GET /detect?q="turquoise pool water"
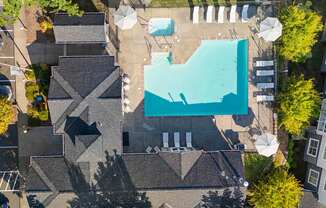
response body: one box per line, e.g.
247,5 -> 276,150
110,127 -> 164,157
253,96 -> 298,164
148,18 -> 174,36
144,39 -> 248,116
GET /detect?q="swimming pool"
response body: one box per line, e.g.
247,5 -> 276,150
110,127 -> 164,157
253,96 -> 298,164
148,18 -> 174,36
144,39 -> 248,116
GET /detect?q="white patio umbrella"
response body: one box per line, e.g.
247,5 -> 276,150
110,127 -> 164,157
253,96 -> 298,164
254,133 -> 279,157
114,5 -> 137,30
257,17 -> 282,42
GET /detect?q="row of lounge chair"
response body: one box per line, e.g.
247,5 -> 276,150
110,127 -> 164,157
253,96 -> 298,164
254,60 -> 275,103
162,132 -> 193,149
193,4 -> 250,24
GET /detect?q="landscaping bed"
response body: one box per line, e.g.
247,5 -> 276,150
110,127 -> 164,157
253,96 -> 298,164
24,64 -> 50,126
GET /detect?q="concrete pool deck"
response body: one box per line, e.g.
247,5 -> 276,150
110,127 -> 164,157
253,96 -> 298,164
114,7 -> 275,153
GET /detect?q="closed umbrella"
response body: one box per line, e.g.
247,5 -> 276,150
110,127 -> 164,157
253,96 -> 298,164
254,133 -> 279,157
257,17 -> 282,42
114,5 -> 137,30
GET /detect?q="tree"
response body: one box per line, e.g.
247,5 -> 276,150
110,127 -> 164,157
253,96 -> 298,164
0,97 -> 13,135
0,0 -> 23,26
279,4 -> 323,62
201,188 -> 245,208
34,0 -> 83,16
248,168 -> 303,208
277,75 -> 320,136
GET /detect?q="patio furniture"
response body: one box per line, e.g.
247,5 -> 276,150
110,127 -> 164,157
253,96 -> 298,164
154,146 -> 161,153
174,132 -> 180,148
218,6 -> 225,23
257,83 -> 274,90
114,5 -> 137,30
255,60 -> 274,67
256,70 -> 274,76
186,132 -> 193,148
241,4 -> 249,23
257,17 -> 283,42
123,98 -> 130,105
230,5 -> 237,23
256,95 -> 274,102
123,85 -> 130,91
206,5 -> 214,23
254,133 -> 279,157
146,146 -> 152,153
163,132 -> 169,148
193,6 -> 199,24
123,77 -> 131,84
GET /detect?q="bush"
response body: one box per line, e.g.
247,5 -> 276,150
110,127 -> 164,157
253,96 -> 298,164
25,70 -> 36,81
248,167 -> 303,208
25,82 -> 40,102
287,139 -> 296,169
0,97 -> 13,135
39,19 -> 53,33
277,75 -> 321,135
279,5 -> 323,62
244,153 -> 272,184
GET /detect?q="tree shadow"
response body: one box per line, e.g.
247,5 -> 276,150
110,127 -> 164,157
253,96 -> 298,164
232,108 -> 255,127
67,151 -> 152,207
27,195 -> 45,208
0,193 -> 9,207
201,187 -> 245,208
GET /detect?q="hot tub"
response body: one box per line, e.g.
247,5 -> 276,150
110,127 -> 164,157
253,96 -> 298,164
148,18 -> 174,36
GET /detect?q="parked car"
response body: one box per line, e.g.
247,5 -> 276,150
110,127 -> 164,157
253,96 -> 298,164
0,85 -> 12,101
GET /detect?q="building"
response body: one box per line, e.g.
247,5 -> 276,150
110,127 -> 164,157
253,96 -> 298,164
53,12 -> 109,44
303,99 -> 326,206
19,55 -> 122,207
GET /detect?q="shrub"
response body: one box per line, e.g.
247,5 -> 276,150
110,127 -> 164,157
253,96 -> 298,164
25,70 -> 36,81
248,167 -> 303,208
277,75 -> 321,135
39,19 -> 53,33
0,97 -> 13,135
279,5 -> 323,62
25,82 -> 40,102
244,153 -> 272,184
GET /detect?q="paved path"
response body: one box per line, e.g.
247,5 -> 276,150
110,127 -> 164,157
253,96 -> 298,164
13,7 -> 31,113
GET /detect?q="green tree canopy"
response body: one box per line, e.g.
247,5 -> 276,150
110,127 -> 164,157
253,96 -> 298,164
0,0 -> 83,26
0,97 -> 14,135
278,75 -> 320,135
0,0 -> 23,26
248,167 -> 303,208
279,4 -> 323,62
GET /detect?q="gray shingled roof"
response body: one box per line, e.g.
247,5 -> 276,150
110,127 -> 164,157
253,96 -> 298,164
19,126 -> 63,157
122,151 -> 244,190
53,13 -> 107,44
48,55 -> 122,162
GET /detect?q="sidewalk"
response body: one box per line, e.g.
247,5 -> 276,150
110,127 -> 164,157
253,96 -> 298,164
13,7 -> 31,113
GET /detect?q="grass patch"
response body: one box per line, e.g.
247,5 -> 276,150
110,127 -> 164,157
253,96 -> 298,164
245,153 -> 272,184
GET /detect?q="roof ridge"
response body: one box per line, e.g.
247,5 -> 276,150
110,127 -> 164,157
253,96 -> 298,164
31,158 -> 58,192
42,191 -> 60,207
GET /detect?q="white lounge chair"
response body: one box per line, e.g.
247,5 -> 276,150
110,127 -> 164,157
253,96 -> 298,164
257,83 -> 274,90
230,5 -> 237,23
255,60 -> 274,67
206,5 -> 214,23
163,132 -> 169,148
256,70 -> 274,76
193,6 -> 199,24
186,132 -> 192,148
174,132 -> 180,148
257,95 -> 274,102
218,6 -> 225,23
241,4 -> 249,23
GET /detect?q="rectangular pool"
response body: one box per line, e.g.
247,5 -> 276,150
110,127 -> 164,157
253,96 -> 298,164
148,18 -> 174,36
144,39 -> 248,116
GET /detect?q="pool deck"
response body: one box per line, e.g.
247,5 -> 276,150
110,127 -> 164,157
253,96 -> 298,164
114,7 -> 275,153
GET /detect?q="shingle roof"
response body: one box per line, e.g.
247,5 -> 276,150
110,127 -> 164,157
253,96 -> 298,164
48,55 -> 122,162
122,151 -> 244,190
53,13 -> 107,44
19,126 -> 63,157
